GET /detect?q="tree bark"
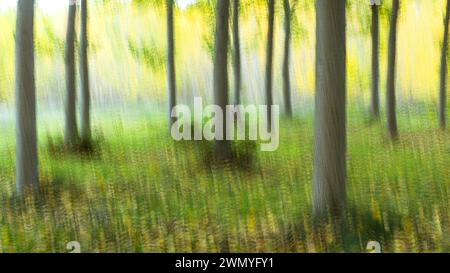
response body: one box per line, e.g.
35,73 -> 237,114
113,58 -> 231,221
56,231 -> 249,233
167,0 -> 177,130
386,0 -> 399,140
370,4 -> 380,118
214,0 -> 231,159
439,0 -> 450,129
232,0 -> 241,105
313,0 -> 347,217
80,0 -> 91,145
65,1 -> 78,147
265,0 -> 275,130
15,0 -> 39,194
283,0 -> 293,118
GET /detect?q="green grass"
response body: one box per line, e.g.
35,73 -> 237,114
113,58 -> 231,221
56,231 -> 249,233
0,108 -> 449,253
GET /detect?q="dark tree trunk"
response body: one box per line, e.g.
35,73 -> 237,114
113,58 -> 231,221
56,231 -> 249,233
313,0 -> 347,216
232,0 -> 241,105
438,0 -> 450,129
167,0 -> 177,129
283,0 -> 293,118
65,1 -> 78,147
214,0 -> 231,159
80,0 -> 91,145
386,0 -> 400,140
15,0 -> 39,194
265,0 -> 275,130
370,4 -> 380,119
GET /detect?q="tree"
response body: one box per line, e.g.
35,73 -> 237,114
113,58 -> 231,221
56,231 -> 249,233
313,0 -> 347,216
386,0 -> 399,140
265,0 -> 275,129
232,0 -> 241,105
167,0 -> 177,129
65,0 -> 78,147
370,0 -> 380,118
15,0 -> 39,194
283,0 -> 296,118
80,0 -> 92,146
438,0 -> 450,129
213,0 -> 231,159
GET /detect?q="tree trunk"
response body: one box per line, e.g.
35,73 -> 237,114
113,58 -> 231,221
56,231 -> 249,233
283,0 -> 293,118
80,0 -> 91,145
438,0 -> 450,129
65,1 -> 78,147
265,0 -> 275,130
313,0 -> 347,216
15,0 -> 39,194
167,0 -> 177,130
214,0 -> 231,159
232,0 -> 241,105
386,0 -> 399,140
370,3 -> 380,119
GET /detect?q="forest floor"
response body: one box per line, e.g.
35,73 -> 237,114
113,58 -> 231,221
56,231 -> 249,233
0,108 -> 449,253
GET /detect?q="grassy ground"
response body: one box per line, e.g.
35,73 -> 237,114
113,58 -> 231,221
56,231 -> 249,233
0,108 -> 449,253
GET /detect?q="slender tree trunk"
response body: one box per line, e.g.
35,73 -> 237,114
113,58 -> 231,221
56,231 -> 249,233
15,0 -> 39,194
232,0 -> 241,105
313,0 -> 347,216
214,0 -> 231,159
265,0 -> 275,130
438,0 -> 450,129
80,0 -> 91,145
65,1 -> 78,147
386,0 -> 399,140
370,3 -> 380,119
167,0 -> 177,130
283,0 -> 293,118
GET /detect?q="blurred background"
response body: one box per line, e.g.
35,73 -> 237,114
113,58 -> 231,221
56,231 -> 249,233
0,0 -> 447,116
0,0 -> 449,253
